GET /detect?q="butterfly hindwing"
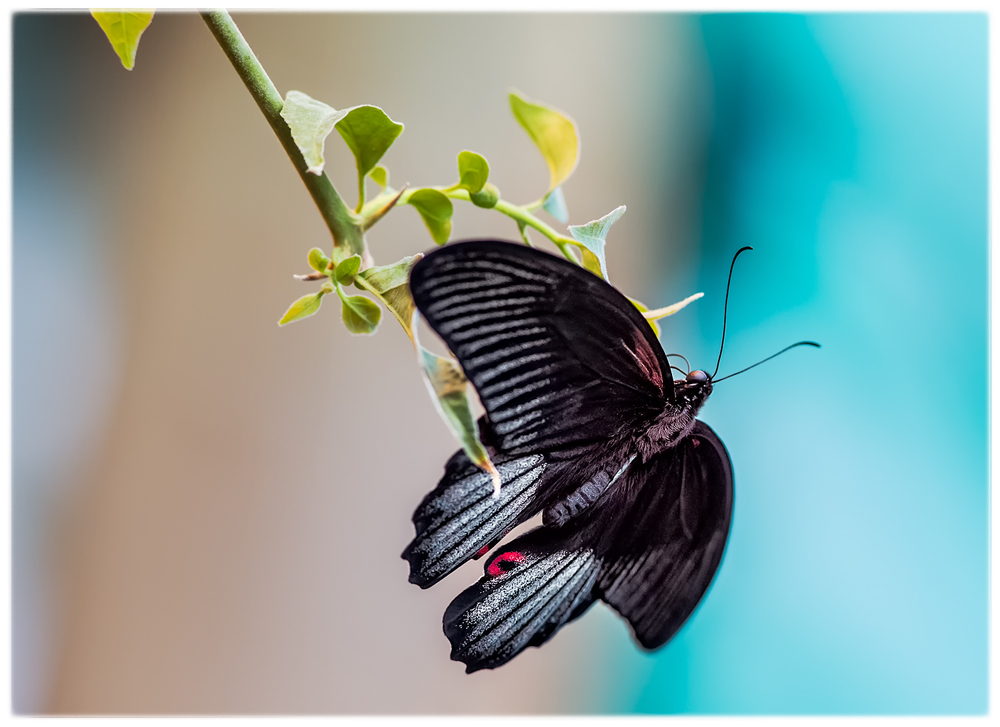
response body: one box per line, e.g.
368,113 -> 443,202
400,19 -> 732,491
442,522 -> 602,673
440,421 -> 732,671
598,420 -> 733,649
409,240 -> 672,455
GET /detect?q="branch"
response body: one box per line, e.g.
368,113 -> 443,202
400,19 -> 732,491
388,186 -> 580,264
200,10 -> 364,258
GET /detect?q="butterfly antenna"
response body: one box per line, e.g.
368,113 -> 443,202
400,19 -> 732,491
713,341 -> 821,383
667,353 -> 691,375
712,246 -> 754,379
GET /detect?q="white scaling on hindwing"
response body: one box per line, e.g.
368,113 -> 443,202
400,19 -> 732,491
456,549 -> 600,663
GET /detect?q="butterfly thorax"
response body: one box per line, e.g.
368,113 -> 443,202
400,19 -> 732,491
637,378 -> 713,461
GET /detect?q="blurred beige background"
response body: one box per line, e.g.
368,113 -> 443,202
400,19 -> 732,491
13,12 -> 709,713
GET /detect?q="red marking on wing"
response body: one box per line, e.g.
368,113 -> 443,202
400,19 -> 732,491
488,551 -> 525,577
473,545 -> 490,560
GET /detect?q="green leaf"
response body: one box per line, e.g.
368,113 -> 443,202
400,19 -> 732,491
567,205 -> 626,281
369,165 -> 389,190
278,289 -> 329,326
335,105 -> 404,179
308,247 -> 331,272
340,292 -> 382,335
408,188 -> 453,245
334,254 -> 361,286
642,292 -> 704,321
355,254 -> 422,341
91,10 -> 154,71
418,346 -> 501,496
628,296 -> 661,337
542,186 -> 569,223
630,293 -> 704,338
470,182 -> 500,209
456,151 -> 490,194
280,90 -> 349,175
509,89 -> 579,192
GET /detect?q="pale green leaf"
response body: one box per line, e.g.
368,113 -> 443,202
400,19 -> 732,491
369,165 -> 388,190
630,292 -> 704,338
355,254 -> 422,341
628,296 -> 662,337
567,205 -> 626,281
280,90 -> 349,175
335,105 -> 404,178
340,293 -> 382,335
469,182 -> 500,209
418,345 -> 501,495
408,188 -> 453,245
278,290 -> 328,326
542,186 -> 569,223
91,10 -> 154,70
308,247 -> 331,272
509,89 -> 579,192
334,254 -> 361,286
642,292 -> 704,320
456,151 -> 489,194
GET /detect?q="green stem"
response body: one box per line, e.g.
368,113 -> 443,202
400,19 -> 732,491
355,169 -> 366,214
469,194 -> 578,264
200,10 -> 364,258
334,280 -> 348,303
379,186 -> 579,264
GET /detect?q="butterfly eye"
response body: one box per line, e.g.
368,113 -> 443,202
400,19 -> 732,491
686,370 -> 709,384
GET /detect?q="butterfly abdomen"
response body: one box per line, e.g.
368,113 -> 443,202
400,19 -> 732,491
542,453 -> 638,527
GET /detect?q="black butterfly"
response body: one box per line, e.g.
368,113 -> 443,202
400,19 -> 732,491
402,239 -> 782,673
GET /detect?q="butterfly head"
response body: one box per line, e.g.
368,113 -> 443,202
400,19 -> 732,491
686,370 -> 710,386
675,369 -> 713,407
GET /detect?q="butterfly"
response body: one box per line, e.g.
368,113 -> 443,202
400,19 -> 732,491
401,239 -> 810,673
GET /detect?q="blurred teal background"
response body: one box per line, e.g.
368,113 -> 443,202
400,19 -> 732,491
583,13 -> 988,714
12,12 -> 987,714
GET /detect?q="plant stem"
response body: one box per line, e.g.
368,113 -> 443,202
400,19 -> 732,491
517,223 -> 534,247
371,186 -> 579,264
200,10 -> 364,258
355,170 -> 366,214
451,190 -> 579,263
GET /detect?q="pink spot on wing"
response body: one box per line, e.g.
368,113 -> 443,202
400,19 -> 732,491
473,545 -> 490,560
487,551 -> 525,577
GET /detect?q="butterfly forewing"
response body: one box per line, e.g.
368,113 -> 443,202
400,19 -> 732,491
402,445 -> 550,589
410,240 -> 672,455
